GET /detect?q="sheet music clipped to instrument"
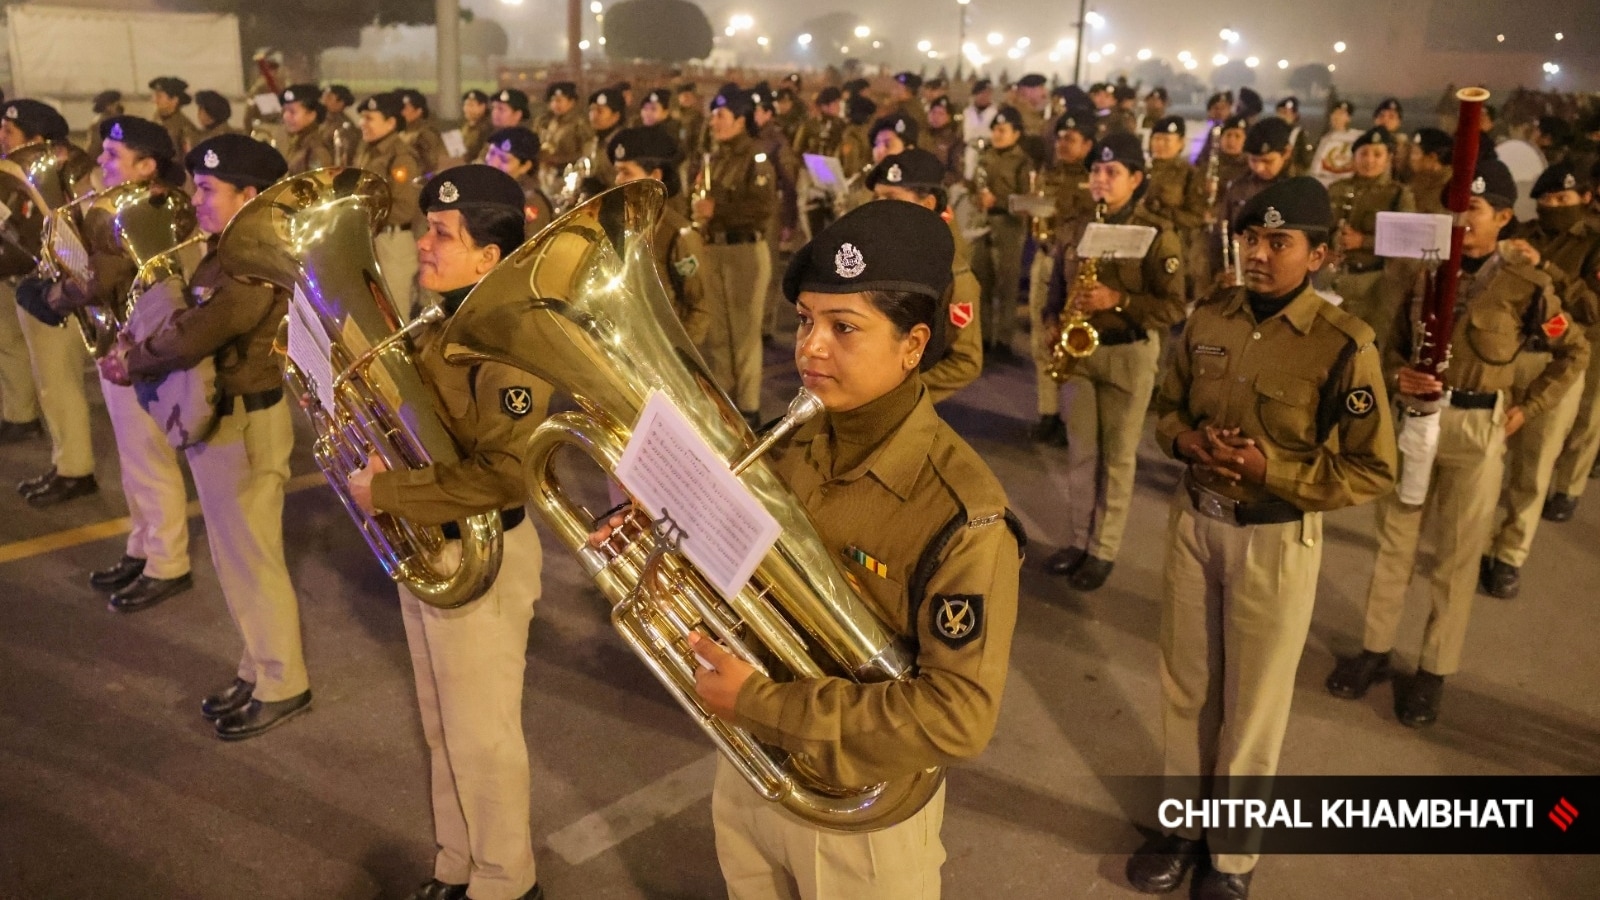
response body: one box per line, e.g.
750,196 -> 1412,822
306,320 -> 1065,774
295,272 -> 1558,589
285,284 -> 336,412
615,391 -> 781,600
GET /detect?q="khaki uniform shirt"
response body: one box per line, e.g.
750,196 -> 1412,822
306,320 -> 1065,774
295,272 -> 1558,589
195,122 -> 241,145
1213,153 -> 1249,202
356,131 -> 424,232
652,203 -> 712,345
1287,124 -> 1316,176
733,379 -> 1021,788
52,203 -> 135,315
677,107 -> 707,158
462,117 -> 494,164
924,217 -> 983,403
794,114 -> 846,159
370,305 -> 556,525
158,110 -> 202,163
1046,202 -> 1186,332
1155,283 -> 1398,511
706,132 -> 778,234
1385,252 -> 1590,420
1099,108 -> 1138,138
538,108 -> 591,172
514,173 -> 555,238
977,143 -> 1034,221
284,125 -> 333,175
1041,160 -> 1094,244
125,246 -> 286,396
1326,174 -> 1416,272
584,124 -> 623,187
1141,157 -> 1209,233
405,119 -> 450,177
1407,168 -> 1451,215
839,123 -> 872,179
1519,215 -> 1600,324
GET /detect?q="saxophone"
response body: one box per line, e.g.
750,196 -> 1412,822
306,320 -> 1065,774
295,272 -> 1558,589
1047,202 -> 1105,383
441,180 -> 943,832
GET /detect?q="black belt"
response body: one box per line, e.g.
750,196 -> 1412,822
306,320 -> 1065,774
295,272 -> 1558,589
441,506 -> 526,541
1185,475 -> 1303,527
987,209 -> 1018,218
1343,259 -> 1384,274
226,387 -> 283,414
706,229 -> 761,245
1098,326 -> 1148,346
1449,389 -> 1499,410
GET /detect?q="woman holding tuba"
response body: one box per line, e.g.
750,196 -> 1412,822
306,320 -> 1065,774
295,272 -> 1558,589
99,135 -> 313,741
594,201 -> 1023,899
345,166 -> 551,900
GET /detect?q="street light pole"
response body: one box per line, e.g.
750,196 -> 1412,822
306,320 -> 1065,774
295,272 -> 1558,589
956,1 -> 968,80
568,0 -> 582,80
1072,0 -> 1088,86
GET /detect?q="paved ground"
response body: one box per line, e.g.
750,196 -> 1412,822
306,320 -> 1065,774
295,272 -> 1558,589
2,310 -> 1597,900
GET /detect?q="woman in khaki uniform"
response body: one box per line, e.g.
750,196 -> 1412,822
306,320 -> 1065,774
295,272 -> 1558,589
483,127 -> 555,238
348,166 -> 550,900
608,126 -> 714,347
598,200 -> 1023,900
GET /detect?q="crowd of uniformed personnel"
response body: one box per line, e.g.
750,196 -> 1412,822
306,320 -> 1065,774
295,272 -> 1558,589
0,63 -> 1597,900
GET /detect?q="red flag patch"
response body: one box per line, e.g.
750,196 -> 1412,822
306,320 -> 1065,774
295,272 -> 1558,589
1543,312 -> 1570,340
949,301 -> 974,329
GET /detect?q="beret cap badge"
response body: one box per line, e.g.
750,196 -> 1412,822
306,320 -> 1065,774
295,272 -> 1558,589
1101,145 -> 1114,162
1262,207 -> 1285,228
886,164 -> 902,183
203,149 -> 220,169
834,243 -> 866,279
1471,176 -> 1486,195
439,181 -> 459,204
110,122 -> 123,141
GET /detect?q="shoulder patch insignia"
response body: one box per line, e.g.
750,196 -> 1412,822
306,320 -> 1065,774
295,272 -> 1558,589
1345,386 -> 1376,417
1164,256 -> 1180,274
931,594 -> 984,648
1543,312 -> 1570,340
501,386 -> 534,418
949,301 -> 974,329
673,254 -> 699,278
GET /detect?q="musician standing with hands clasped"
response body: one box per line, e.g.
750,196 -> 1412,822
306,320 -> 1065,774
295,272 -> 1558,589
595,200 -> 1023,900
1136,177 -> 1396,899
346,166 -> 551,900
100,134 -> 312,740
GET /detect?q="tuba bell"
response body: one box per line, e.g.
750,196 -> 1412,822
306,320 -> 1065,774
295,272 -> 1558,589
217,167 -> 502,609
440,180 -> 943,832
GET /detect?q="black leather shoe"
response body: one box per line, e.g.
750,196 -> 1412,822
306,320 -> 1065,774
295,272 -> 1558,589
518,884 -> 544,900
1397,670 -> 1445,728
201,678 -> 256,720
24,472 -> 98,507
214,691 -> 312,741
0,419 -> 44,443
1483,559 -> 1520,599
1543,493 -> 1579,522
89,555 -> 146,591
1029,415 -> 1068,446
1069,555 -> 1114,591
1194,867 -> 1252,900
1126,833 -> 1204,893
1045,547 -> 1087,576
17,467 -> 55,496
1326,649 -> 1391,699
107,573 -> 193,613
1477,554 -> 1492,590
404,879 -> 467,900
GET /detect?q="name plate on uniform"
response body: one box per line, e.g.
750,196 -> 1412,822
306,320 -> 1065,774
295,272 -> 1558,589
441,128 -> 468,159
1077,222 -> 1158,259
285,284 -> 336,412
803,153 -> 848,191
615,391 -> 782,601
1375,212 -> 1453,259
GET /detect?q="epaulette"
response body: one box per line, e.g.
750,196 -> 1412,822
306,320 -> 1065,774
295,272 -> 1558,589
925,425 -> 1009,524
1193,284 -> 1244,309
1316,299 -> 1377,347
1502,257 -> 1556,293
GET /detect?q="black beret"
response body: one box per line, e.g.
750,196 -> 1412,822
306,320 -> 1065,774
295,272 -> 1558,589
972,79 -> 993,93
1221,115 -> 1249,133
462,89 -> 490,104
1207,91 -> 1233,108
894,71 -> 923,91
91,90 -> 122,114
845,95 -> 877,126
641,88 -> 671,108
589,87 -> 625,111
711,85 -> 755,120
1054,113 -> 1095,141
186,134 -> 287,189
1236,87 -> 1263,117
1537,116 -> 1573,145
360,92 -> 405,123
1375,97 -> 1402,115
870,113 -> 919,145
1470,157 -> 1517,209
785,73 -> 803,86
1331,99 -> 1354,115
675,83 -> 698,95
1411,127 -> 1453,161
777,87 -> 799,103
749,83 -> 776,111
1531,160 -> 1589,199
1113,84 -> 1137,102
1233,176 -> 1333,235
398,89 -> 429,113
194,91 -> 232,125
1151,115 -> 1186,137
3,100 -> 69,142
325,85 -> 355,106
925,77 -> 947,90
100,116 -> 175,161
1276,96 -> 1300,113
421,164 -> 523,215
815,86 -> 843,106
546,81 -> 579,102
281,84 -> 322,110
493,88 -> 530,113
487,126 -> 540,163
1245,117 -> 1292,154
1017,73 -> 1048,88
1090,133 -> 1146,172
928,96 -> 953,114
608,126 -> 679,166
866,148 -> 945,191
1146,86 -> 1168,102
148,77 -> 190,103
783,200 -> 953,303
1352,126 -> 1394,151
843,78 -> 871,95
992,105 -> 1025,130
1088,82 -> 1110,94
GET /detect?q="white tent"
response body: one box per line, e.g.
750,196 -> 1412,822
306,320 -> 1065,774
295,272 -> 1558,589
7,3 -> 243,100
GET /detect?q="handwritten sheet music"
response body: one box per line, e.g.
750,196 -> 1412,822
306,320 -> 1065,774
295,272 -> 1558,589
441,129 -> 468,160
1077,222 -> 1158,259
1375,212 -> 1453,259
615,391 -> 781,600
285,285 -> 336,412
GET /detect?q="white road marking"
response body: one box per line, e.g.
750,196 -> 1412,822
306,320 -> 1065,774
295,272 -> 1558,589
544,753 -> 718,865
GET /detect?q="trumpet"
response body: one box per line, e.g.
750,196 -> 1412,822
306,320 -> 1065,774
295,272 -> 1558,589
1047,202 -> 1105,383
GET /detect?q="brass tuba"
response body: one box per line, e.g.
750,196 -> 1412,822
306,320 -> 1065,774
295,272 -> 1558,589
441,180 -> 943,832
82,182 -> 200,356
217,167 -> 502,609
